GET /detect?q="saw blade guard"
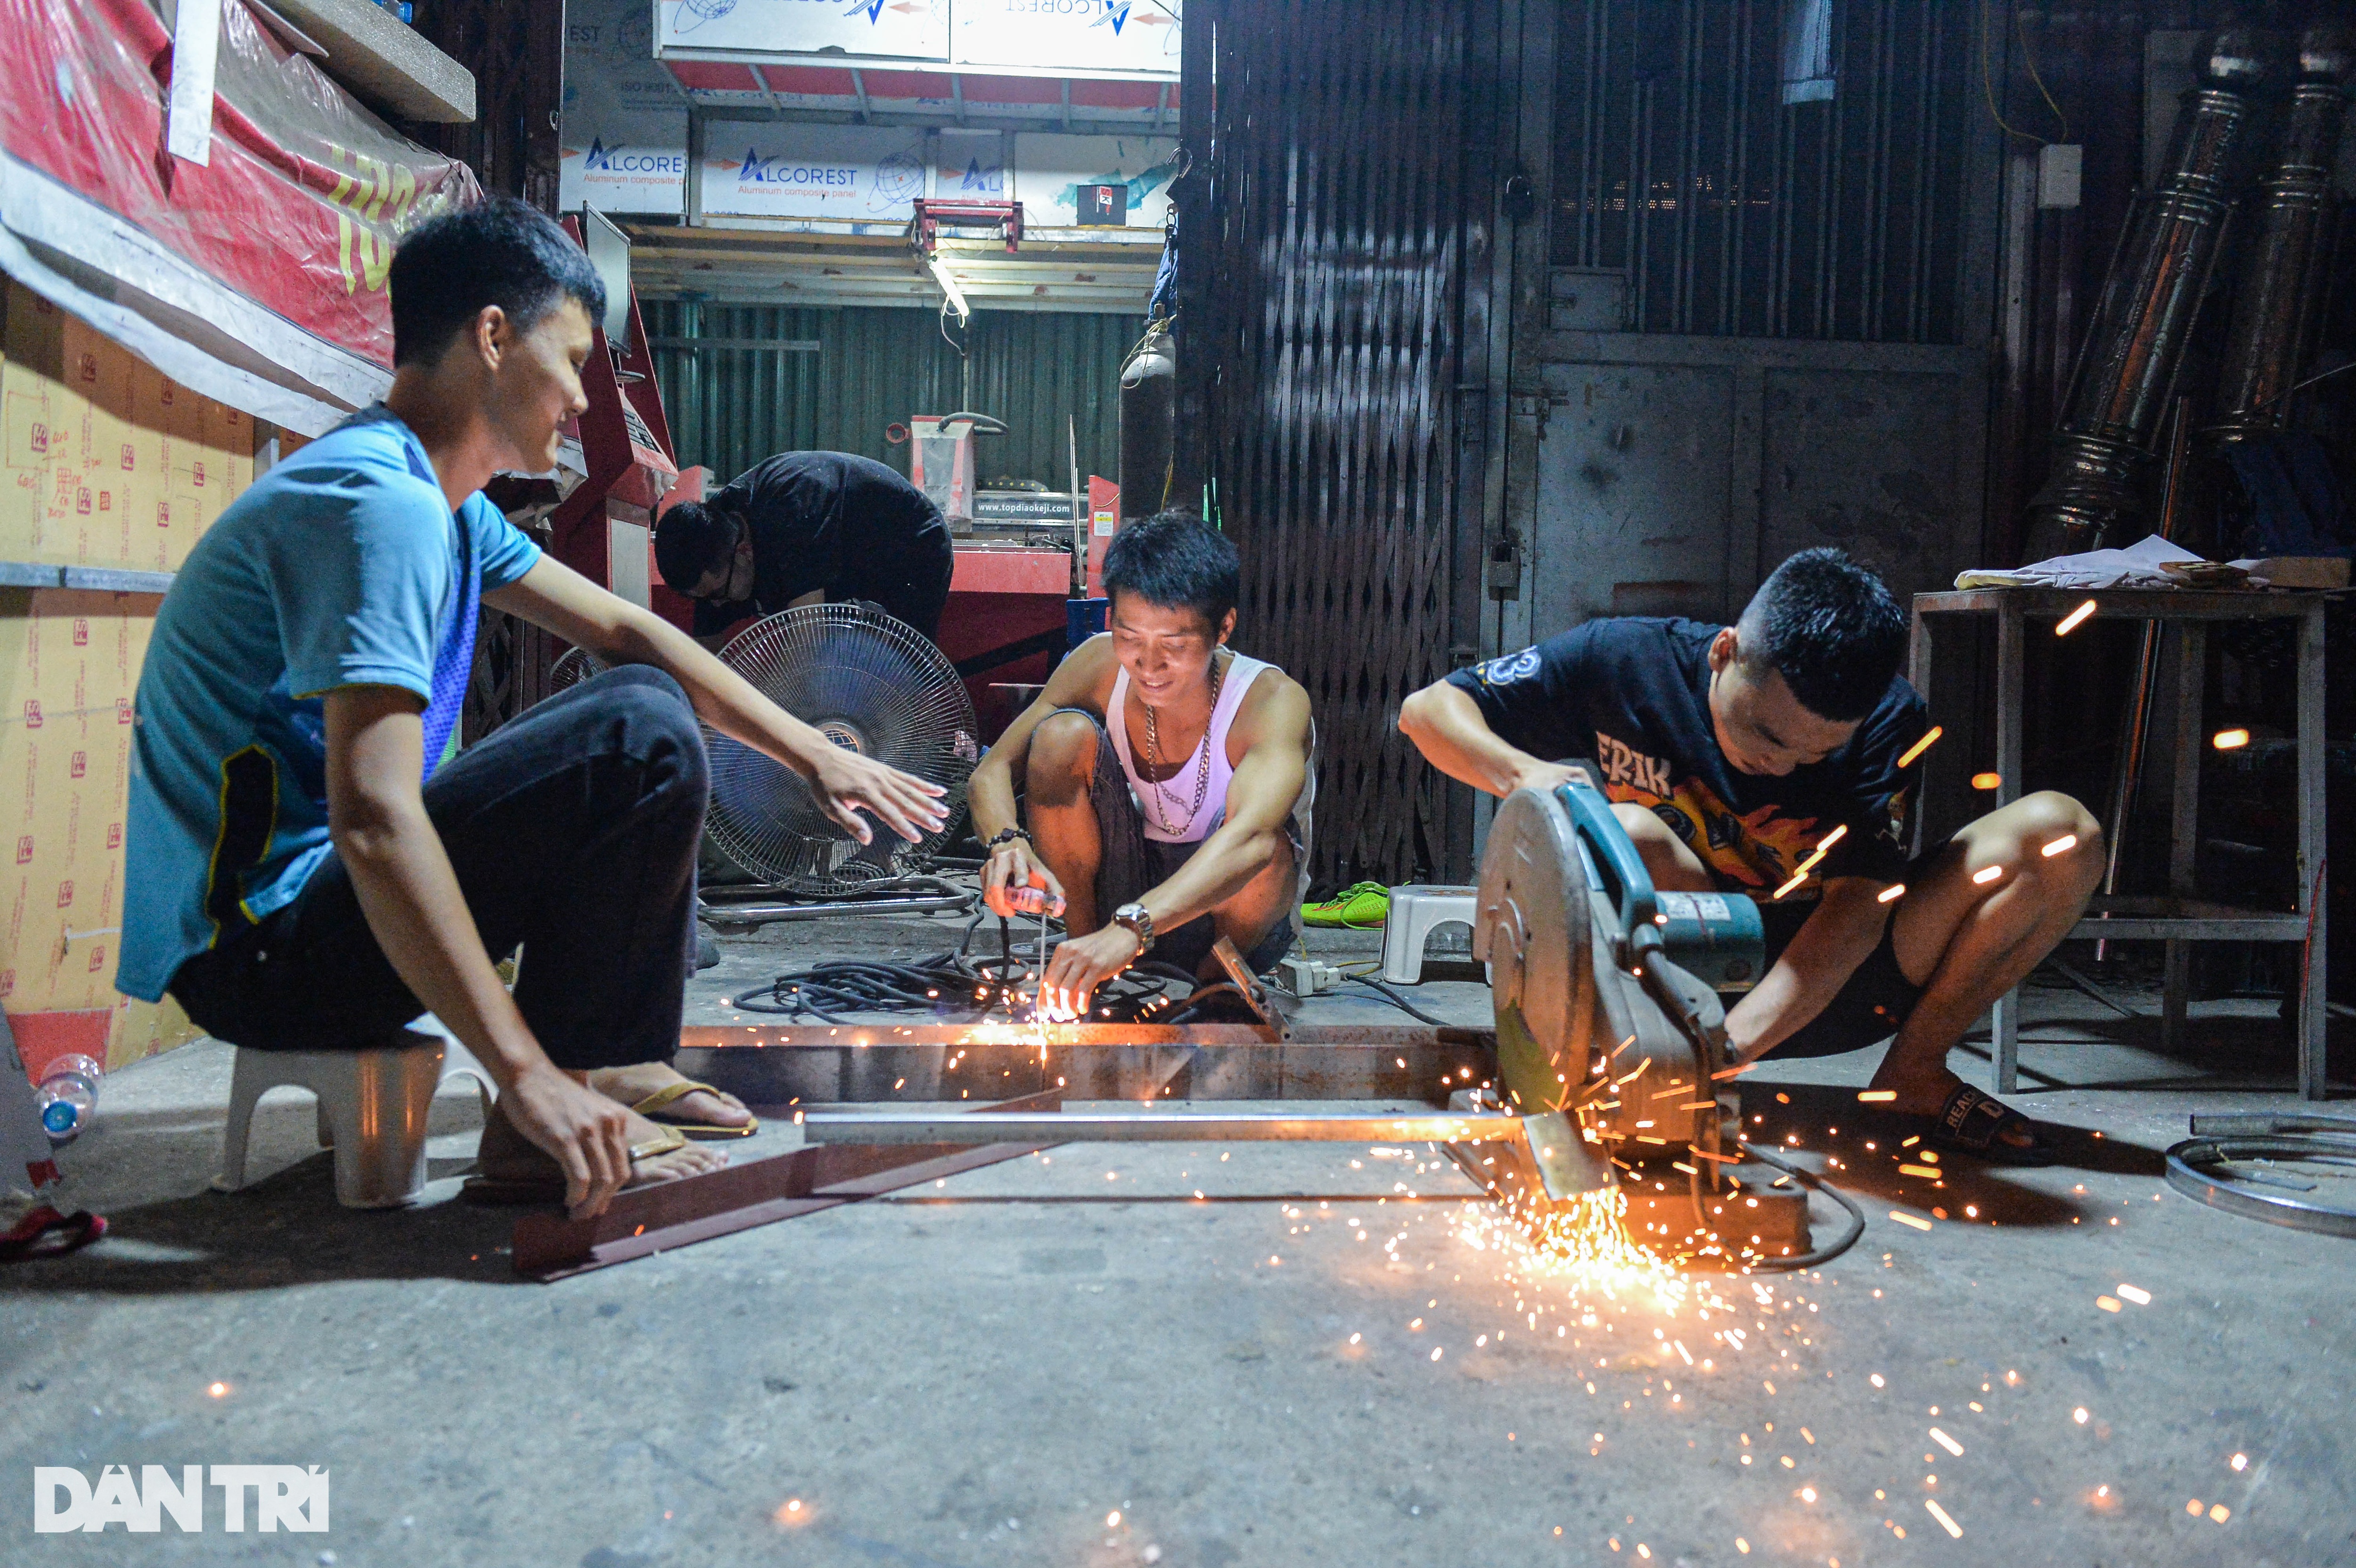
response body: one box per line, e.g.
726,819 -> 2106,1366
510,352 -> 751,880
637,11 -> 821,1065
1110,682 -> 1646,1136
1474,779 -> 1765,1207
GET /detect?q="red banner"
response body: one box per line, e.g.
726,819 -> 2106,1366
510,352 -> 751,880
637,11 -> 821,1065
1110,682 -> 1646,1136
0,0 -> 477,373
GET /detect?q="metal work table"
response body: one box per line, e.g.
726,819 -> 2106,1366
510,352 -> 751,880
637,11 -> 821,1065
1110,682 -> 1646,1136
1909,588 -> 2328,1099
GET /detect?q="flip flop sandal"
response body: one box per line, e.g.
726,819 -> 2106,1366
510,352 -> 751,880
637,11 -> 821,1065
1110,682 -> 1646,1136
1926,1082 -> 2059,1167
631,1079 -> 760,1139
0,1204 -> 106,1261
461,1125 -> 696,1207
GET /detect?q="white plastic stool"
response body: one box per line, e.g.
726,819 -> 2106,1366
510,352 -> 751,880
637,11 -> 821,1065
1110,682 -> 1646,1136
214,1031 -> 449,1209
1380,885 -> 1480,984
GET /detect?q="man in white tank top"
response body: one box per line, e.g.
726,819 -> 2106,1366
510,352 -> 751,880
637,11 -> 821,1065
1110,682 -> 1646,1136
968,512 -> 1315,1011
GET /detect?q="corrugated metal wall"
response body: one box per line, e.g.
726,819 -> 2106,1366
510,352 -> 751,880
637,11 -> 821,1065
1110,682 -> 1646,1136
642,302 -> 1140,490
1202,0 -> 1475,890
1553,0 -> 1973,343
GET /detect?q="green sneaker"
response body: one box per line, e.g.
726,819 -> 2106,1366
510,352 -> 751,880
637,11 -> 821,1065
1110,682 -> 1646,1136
1301,881 -> 1390,929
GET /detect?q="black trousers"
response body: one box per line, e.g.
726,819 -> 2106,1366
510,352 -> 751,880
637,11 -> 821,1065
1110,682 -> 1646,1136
170,667 -> 708,1070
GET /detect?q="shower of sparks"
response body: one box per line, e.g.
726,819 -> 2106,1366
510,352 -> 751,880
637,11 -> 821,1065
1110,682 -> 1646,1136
2213,727 -> 2250,750
2054,599 -> 2097,636
2041,834 -> 2078,858
1972,771 -> 2002,790
1449,1188 -> 1706,1320
1877,883 -> 1906,903
1972,865 -> 2004,885
1924,1499 -> 1963,1537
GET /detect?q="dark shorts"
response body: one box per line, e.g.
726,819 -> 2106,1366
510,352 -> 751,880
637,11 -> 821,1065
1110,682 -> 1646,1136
1049,709 -> 1301,977
168,667 -> 708,1070
1740,856 -> 1933,1060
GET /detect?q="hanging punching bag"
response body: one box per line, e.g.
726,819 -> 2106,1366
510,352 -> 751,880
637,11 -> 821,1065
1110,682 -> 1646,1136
1119,322 -> 1177,523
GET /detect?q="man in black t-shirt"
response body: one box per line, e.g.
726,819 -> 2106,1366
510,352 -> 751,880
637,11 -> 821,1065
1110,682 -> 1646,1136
654,451 -> 955,643
1399,548 -> 2101,1163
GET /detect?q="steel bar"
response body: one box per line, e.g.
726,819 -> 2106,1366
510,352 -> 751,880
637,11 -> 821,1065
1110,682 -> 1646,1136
510,1089 -> 1065,1280
802,1111 -> 1533,1146
699,894 -> 976,923
2297,600 -> 2327,1099
2095,397 -> 2190,960
2166,1130 -> 2356,1239
675,1025 -> 1497,1111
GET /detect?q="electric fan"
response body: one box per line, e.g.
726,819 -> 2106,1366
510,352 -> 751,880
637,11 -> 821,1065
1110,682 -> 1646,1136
545,604 -> 979,897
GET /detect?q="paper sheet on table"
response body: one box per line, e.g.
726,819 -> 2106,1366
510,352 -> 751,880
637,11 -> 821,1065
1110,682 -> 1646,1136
1955,535 -> 2205,590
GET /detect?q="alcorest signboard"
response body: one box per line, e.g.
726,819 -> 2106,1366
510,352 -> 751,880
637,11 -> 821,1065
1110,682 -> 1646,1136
700,124 -> 929,223
563,0 -> 691,214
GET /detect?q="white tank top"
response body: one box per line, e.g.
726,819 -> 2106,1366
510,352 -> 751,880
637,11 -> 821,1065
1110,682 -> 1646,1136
1108,652 -> 1273,844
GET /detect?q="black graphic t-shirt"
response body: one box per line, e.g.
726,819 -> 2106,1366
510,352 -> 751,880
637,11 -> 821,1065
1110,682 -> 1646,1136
1444,618 -> 1928,898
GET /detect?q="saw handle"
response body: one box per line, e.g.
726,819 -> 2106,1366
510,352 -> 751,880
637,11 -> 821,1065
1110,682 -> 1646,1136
1557,776 -> 1664,970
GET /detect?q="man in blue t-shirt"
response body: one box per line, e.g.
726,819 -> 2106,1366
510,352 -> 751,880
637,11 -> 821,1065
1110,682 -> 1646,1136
1400,549 -> 2101,1164
124,199 -> 947,1218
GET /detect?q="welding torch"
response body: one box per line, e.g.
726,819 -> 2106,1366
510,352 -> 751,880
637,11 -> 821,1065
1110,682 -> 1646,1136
1002,886 -> 1067,918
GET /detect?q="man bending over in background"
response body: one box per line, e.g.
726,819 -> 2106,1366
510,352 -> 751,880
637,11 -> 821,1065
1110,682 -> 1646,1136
653,451 -> 955,645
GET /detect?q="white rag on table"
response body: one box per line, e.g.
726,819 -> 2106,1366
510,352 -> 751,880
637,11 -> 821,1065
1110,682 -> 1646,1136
1955,534 -> 2205,590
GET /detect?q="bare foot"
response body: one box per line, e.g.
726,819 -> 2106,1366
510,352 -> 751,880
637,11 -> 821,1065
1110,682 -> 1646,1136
475,1098 -> 728,1188
588,1062 -> 755,1131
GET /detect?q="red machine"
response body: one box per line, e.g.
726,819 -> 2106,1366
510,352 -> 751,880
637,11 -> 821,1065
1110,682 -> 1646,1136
936,473 -> 1116,737
549,213 -> 683,623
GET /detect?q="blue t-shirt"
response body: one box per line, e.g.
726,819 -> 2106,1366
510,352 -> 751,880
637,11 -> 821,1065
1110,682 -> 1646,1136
118,408 -> 542,1002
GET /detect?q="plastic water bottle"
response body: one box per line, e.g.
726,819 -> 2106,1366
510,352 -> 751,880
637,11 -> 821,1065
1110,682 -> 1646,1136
34,1054 -> 101,1146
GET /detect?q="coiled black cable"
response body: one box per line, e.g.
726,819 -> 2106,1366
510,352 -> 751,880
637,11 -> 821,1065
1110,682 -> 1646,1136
731,915 -> 1178,1025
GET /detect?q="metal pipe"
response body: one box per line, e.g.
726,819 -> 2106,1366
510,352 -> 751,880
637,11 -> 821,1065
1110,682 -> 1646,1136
801,1111 -> 1535,1145
700,893 -> 977,925
2205,24 -> 2354,444
2023,29 -> 2270,554
2094,395 -> 2191,958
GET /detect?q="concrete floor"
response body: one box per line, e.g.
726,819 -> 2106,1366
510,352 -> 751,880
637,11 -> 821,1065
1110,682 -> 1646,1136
6,909 -> 2356,1567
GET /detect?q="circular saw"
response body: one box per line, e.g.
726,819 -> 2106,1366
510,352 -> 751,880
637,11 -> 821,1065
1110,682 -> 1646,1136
1464,776 -> 1808,1255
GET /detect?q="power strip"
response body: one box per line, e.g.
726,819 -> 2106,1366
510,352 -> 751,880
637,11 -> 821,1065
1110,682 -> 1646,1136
1274,956 -> 1348,998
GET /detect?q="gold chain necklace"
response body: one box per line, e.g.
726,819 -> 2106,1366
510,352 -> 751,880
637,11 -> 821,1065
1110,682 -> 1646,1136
1142,653 -> 1225,836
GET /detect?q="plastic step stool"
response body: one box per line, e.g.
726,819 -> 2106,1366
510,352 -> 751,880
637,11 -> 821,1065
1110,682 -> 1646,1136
1379,885 -> 1479,984
214,1032 -> 451,1209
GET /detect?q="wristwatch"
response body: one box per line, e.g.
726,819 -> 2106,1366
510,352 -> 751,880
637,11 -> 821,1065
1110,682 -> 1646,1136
1111,902 -> 1155,955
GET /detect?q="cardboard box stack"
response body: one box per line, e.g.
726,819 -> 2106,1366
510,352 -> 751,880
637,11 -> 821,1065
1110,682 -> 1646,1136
0,280 -> 256,1077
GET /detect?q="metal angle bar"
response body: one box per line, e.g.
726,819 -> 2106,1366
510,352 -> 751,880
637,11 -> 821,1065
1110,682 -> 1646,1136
802,1111 -> 1533,1145
510,1089 -> 1065,1280
698,893 -> 975,923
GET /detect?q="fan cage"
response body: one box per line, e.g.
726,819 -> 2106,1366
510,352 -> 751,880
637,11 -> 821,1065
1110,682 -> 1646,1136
543,605 -> 978,892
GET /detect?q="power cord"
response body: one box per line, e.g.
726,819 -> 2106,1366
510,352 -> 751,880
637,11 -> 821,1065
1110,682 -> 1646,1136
1735,1141 -> 1867,1270
733,916 -> 1177,1024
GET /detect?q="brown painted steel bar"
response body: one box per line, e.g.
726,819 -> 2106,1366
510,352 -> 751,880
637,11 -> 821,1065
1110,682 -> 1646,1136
510,1090 -> 1064,1281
